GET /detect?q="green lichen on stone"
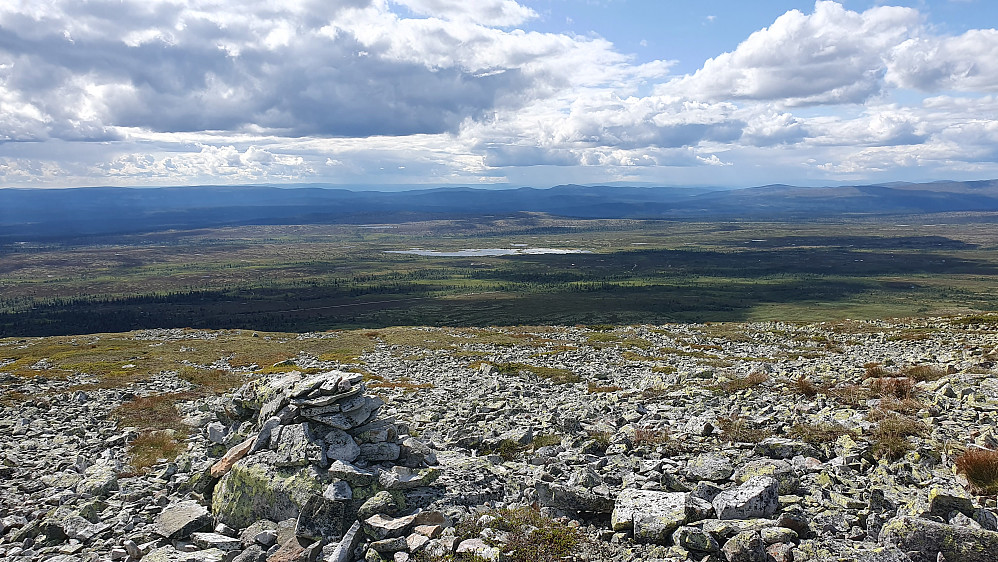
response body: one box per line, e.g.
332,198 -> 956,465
212,455 -> 329,528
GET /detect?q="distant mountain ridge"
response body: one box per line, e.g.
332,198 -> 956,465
3,180 -> 998,241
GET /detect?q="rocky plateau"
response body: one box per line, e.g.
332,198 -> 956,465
2,316 -> 998,561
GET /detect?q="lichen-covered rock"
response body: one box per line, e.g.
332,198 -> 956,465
878,515 -> 998,562
688,453 -> 734,482
712,476 -> 780,520
611,489 -> 687,544
271,422 -> 323,467
672,525 -> 719,552
212,455 -> 331,529
927,486 -> 974,517
77,460 -> 118,497
721,530 -> 768,562
536,481 -> 615,513
755,437 -> 819,460
295,494 -> 347,540
733,459 -> 800,495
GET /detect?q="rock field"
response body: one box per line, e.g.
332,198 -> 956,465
2,316 -> 998,561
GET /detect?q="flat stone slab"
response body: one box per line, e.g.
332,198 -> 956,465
190,532 -> 242,551
879,516 -> 998,562
154,501 -> 212,539
611,489 -> 687,544
712,476 -> 780,520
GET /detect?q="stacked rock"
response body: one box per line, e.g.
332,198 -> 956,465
148,369 -> 443,562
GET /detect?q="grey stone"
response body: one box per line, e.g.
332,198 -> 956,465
349,419 -> 397,444
326,520 -> 364,562
272,422 -> 323,467
231,544 -> 267,562
327,460 -> 377,486
400,437 -> 437,467
154,500 -> 212,539
721,531 -> 768,562
207,422 -> 228,444
239,520 -> 278,547
878,516 -> 998,562
687,453 -> 734,482
712,476 -> 780,520
295,495 -> 347,541
360,442 -> 401,462
363,512 -> 418,541
358,491 -> 402,520
754,437 -> 819,460
369,536 -> 407,553
324,428 -> 361,463
142,545 -> 227,562
536,481 -> 615,513
191,532 -> 243,551
323,480 -> 353,501
672,525 -> 719,552
455,538 -> 498,560
611,488 -> 687,543
379,466 -> 441,490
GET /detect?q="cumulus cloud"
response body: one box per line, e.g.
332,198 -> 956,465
887,29 -> 998,92
742,112 -> 808,146
96,145 -> 313,181
392,0 -> 536,26
665,1 -> 919,105
0,0 -> 626,140
1,0 -> 997,188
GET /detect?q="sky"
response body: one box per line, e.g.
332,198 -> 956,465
1,0 -> 998,189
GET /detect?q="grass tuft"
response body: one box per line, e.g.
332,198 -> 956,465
869,413 -> 926,460
793,375 -> 819,397
955,448 -> 998,495
869,377 -> 915,401
788,422 -> 857,445
633,426 -> 670,445
587,382 -> 623,394
718,371 -> 770,392
717,413 -> 772,443
126,430 -> 186,474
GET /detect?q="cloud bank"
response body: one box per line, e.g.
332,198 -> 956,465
0,0 -> 997,187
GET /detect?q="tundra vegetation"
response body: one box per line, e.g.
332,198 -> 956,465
3,214 -> 998,336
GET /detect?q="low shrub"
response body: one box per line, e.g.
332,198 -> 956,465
901,365 -> 948,382
126,430 -> 186,474
428,506 -> 583,562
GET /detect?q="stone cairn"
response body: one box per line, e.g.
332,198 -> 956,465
149,370 -> 445,562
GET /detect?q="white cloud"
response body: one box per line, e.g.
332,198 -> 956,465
0,0 -> 997,188
391,0 -> 536,26
665,1 -> 919,105
887,29 -> 998,92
